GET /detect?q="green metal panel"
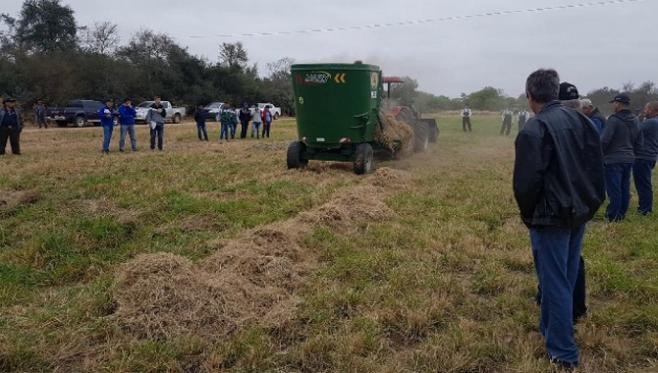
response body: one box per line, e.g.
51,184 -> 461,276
291,63 -> 383,149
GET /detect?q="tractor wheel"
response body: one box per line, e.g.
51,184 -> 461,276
75,116 -> 87,128
353,143 -> 374,175
287,141 -> 308,169
413,122 -> 430,153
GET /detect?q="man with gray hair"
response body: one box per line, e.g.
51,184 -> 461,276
633,101 -> 658,215
514,68 -> 605,370
581,98 -> 606,135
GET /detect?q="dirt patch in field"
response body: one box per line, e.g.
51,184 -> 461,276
0,189 -> 41,211
112,167 -> 411,341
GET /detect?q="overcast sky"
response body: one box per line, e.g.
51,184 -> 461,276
2,0 -> 656,97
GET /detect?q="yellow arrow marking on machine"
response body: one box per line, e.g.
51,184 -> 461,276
334,73 -> 347,84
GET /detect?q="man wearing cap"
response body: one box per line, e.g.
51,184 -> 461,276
0,98 -> 23,155
98,99 -> 116,154
601,93 -> 643,221
559,82 -> 581,111
633,101 -> 658,215
514,69 -> 605,369
118,98 -> 138,152
581,99 -> 606,135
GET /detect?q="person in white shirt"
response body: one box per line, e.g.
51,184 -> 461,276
461,105 -> 472,132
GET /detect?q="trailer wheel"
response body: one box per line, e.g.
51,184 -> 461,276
287,141 -> 308,169
413,122 -> 430,153
354,143 -> 374,175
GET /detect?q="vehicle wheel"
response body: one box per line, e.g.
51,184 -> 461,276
75,116 -> 86,127
287,141 -> 309,169
274,113 -> 280,120
112,117 -> 119,126
174,113 -> 182,124
353,143 -> 374,175
413,122 -> 430,153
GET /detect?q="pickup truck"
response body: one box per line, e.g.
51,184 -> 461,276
135,101 -> 186,124
47,100 -> 118,127
258,103 -> 281,119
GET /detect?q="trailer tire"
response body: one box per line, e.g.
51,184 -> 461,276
413,122 -> 430,153
287,141 -> 308,169
354,143 -> 374,175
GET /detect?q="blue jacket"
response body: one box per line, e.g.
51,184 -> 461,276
636,117 -> 658,161
118,104 -> 136,125
0,108 -> 23,129
98,106 -> 115,127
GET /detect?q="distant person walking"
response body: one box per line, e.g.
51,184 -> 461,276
148,96 -> 167,151
581,99 -> 606,135
0,98 -> 23,155
601,93 -> 643,222
238,103 -> 251,139
262,105 -> 273,138
99,99 -> 116,154
500,108 -> 513,135
251,106 -> 262,138
34,100 -> 48,129
118,98 -> 138,152
219,104 -> 237,142
461,105 -> 472,132
514,69 -> 605,370
194,105 -> 209,141
633,101 -> 658,215
518,110 -> 529,132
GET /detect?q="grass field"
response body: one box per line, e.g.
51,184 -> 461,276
1,115 -> 657,372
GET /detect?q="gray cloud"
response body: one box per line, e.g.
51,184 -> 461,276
2,0 -> 655,97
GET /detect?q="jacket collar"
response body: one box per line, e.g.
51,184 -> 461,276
539,100 -> 562,114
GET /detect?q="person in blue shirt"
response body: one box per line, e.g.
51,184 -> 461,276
98,99 -> 116,154
0,97 -> 23,155
581,99 -> 606,135
118,98 -> 138,152
633,101 -> 658,215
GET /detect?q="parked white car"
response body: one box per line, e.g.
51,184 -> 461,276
204,102 -> 225,122
135,101 -> 186,123
257,103 -> 281,119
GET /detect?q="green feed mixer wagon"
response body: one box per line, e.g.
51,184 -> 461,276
287,62 -> 438,174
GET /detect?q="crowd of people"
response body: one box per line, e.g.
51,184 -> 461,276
98,96 -> 168,153
514,68 -> 657,370
195,103 -> 275,143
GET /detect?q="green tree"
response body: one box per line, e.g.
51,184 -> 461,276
219,42 -> 248,69
15,0 -> 77,53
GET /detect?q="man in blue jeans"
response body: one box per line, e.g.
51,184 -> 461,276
98,99 -> 116,154
601,94 -> 643,221
118,98 -> 138,152
514,69 -> 605,369
633,101 -> 658,215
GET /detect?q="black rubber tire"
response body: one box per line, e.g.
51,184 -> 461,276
274,113 -> 280,120
413,122 -> 430,153
287,141 -> 309,169
174,114 -> 182,124
353,143 -> 375,175
112,117 -> 119,126
75,116 -> 86,128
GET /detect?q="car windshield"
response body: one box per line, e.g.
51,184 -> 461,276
137,101 -> 154,108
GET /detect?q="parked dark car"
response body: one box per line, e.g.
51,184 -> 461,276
48,100 -> 118,127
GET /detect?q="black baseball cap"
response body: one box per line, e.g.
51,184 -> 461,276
610,93 -> 631,105
559,82 -> 580,101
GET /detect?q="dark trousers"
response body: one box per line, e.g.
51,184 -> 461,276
537,256 -> 587,323
530,225 -> 585,365
37,117 -> 47,129
220,123 -> 230,141
462,117 -> 472,132
633,159 -> 656,215
605,163 -> 633,221
0,126 -> 21,155
196,122 -> 208,141
150,124 -> 164,150
240,120 -> 249,139
263,121 -> 271,138
500,119 -> 512,135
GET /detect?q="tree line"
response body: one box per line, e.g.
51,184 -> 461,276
0,0 -> 295,114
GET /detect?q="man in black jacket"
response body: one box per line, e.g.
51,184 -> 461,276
0,98 -> 23,155
633,101 -> 658,215
238,103 -> 251,139
514,69 -> 605,369
601,94 -> 643,221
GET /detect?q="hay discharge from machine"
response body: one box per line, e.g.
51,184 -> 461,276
287,63 -> 439,174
